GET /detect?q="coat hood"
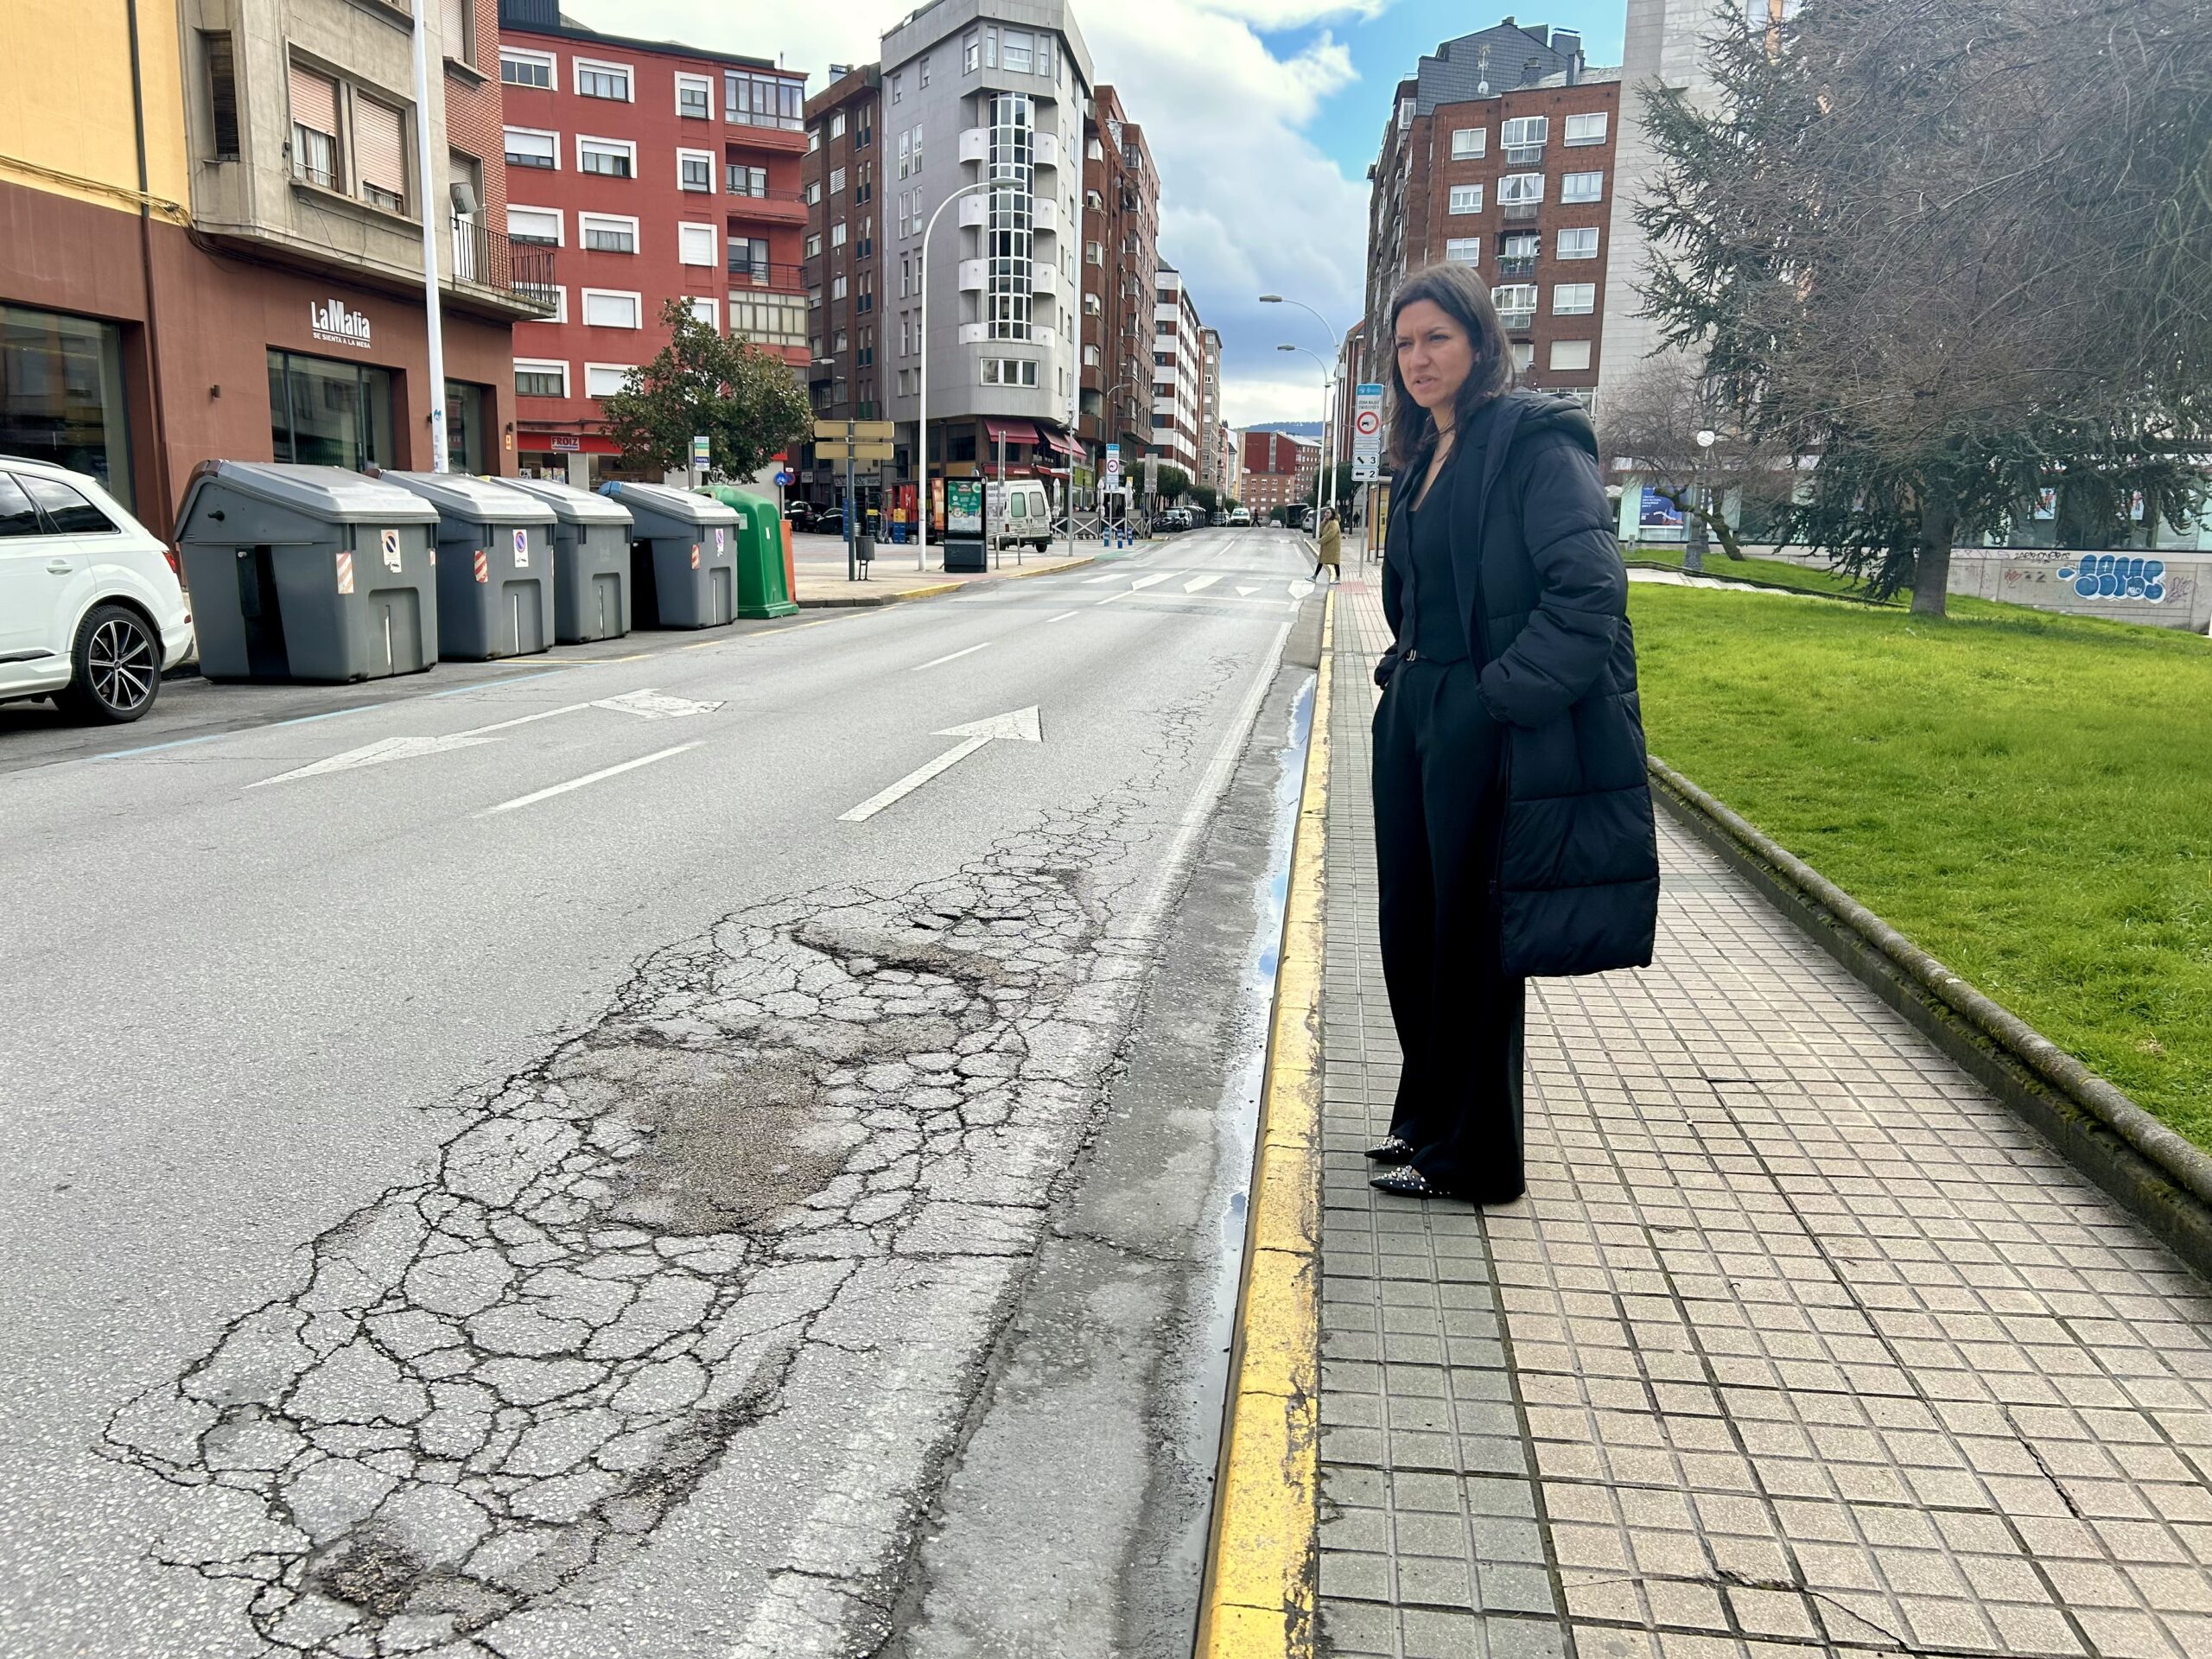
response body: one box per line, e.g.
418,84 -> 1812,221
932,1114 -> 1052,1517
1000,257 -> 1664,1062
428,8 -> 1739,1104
1498,388 -> 1599,459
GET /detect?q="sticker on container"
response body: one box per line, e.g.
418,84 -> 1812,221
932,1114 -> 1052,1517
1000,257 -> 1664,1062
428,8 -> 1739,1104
512,527 -> 530,567
715,527 -> 727,555
473,549 -> 490,584
380,528 -> 402,572
335,550 -> 355,594
690,543 -> 701,569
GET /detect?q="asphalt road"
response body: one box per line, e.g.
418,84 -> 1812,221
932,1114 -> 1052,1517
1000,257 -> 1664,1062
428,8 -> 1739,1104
0,527 -> 1323,1659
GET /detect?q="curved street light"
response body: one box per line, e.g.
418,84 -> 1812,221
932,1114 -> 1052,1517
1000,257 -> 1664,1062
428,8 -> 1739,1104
1279,342 -> 1333,531
916,179 -> 996,570
1262,295 -> 1348,502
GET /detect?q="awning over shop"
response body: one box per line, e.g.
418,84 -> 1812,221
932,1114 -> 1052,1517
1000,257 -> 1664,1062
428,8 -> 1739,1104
982,418 -> 1039,448
1037,426 -> 1083,458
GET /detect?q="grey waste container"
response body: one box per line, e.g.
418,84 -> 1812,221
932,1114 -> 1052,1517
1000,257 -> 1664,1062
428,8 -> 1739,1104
505,476 -> 633,643
383,473 -> 558,662
600,480 -> 738,629
173,461 -> 440,683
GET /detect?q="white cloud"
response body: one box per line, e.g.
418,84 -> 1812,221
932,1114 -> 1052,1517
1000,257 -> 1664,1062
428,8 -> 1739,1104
1224,372 -> 1335,429
562,0 -> 1374,424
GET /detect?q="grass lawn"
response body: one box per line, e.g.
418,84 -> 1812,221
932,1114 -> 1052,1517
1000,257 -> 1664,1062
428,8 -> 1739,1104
1630,584 -> 2212,1146
1625,544 -> 1893,601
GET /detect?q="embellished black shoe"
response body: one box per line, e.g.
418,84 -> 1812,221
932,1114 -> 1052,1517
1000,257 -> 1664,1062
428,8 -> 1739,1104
1369,1166 -> 1525,1206
1365,1136 -> 1415,1164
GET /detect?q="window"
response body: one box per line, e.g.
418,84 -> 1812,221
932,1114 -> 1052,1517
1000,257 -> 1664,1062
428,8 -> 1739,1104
726,71 -> 804,130
583,363 -> 632,397
985,26 -> 998,68
1491,283 -> 1537,318
1002,29 -> 1033,73
527,285 -> 568,324
804,180 -> 821,205
1037,39 -> 1052,81
687,296 -> 719,330
804,232 -> 822,257
677,149 -> 714,191
1498,172 -> 1545,205
910,125 -> 923,171
1450,126 -> 1485,159
573,59 -> 632,101
1084,240 -> 1101,264
0,475 -> 41,538
831,220 -> 847,248
353,99 -> 407,213
981,359 -> 1039,386
577,137 -> 634,178
728,293 -> 807,347
438,0 -> 475,65
675,73 -> 712,119
1503,232 -> 1540,262
677,222 -> 716,266
892,72 -> 903,105
1446,237 -> 1480,264
728,237 -> 769,281
507,205 -> 561,245
1564,111 -> 1608,146
964,30 -> 981,73
581,289 -> 641,328
504,128 -> 556,169
514,359 -> 568,397
287,62 -> 341,189
1448,183 -> 1483,215
1501,115 -> 1549,151
1557,226 -> 1599,259
830,111 -> 847,143
1549,340 -> 1592,372
920,54 -> 931,87
898,130 -> 911,178
1552,282 -> 1596,315
728,164 -> 766,197
1562,170 -> 1604,203
830,166 -> 845,194
579,213 -> 638,253
267,349 -> 395,471
808,288 -> 822,309
500,49 -> 553,89
1084,293 -> 1101,315
1084,344 -> 1101,366
21,476 -> 117,535
201,33 -> 239,161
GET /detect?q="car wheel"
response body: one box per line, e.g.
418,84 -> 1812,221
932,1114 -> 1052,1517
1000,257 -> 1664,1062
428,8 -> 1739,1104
60,603 -> 161,724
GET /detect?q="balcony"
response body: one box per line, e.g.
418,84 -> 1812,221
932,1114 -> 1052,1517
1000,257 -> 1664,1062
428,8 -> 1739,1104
959,127 -> 989,165
1033,196 -> 1058,233
724,175 -> 809,224
1503,143 -> 1545,166
1030,259 -> 1058,294
957,258 -> 987,292
1033,132 -> 1060,170
1496,256 -> 1537,278
726,256 -> 809,294
959,193 -> 989,229
449,218 -> 558,318
1502,200 -> 1541,225
1497,309 -> 1535,334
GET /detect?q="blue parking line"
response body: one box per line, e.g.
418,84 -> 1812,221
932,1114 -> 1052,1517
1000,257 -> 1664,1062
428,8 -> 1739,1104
427,668 -> 572,698
91,732 -> 229,760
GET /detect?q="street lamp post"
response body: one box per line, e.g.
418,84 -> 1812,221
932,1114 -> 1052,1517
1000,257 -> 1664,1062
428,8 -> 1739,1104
1279,343 -> 1332,534
1262,294 -> 1346,525
1688,427 -> 1718,575
918,180 -> 996,572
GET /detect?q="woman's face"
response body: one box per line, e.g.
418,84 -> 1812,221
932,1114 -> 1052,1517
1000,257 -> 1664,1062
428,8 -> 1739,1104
1394,299 -> 1475,415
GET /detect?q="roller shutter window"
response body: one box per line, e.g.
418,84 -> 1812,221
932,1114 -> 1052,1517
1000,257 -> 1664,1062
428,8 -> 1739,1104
289,63 -> 340,189
355,98 -> 408,214
441,0 -> 472,65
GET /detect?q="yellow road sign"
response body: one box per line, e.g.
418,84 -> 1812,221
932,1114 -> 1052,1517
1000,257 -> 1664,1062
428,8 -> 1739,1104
813,419 -> 897,443
815,441 -> 897,463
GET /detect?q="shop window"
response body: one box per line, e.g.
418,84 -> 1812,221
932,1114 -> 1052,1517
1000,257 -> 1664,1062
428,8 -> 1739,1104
446,382 -> 486,473
267,349 -> 395,472
0,304 -> 133,507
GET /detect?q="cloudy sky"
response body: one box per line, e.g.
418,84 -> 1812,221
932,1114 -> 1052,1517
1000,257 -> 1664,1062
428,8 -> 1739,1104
563,0 -> 1625,428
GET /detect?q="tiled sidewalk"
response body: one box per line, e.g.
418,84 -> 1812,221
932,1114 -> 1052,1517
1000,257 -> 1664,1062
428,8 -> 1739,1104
1315,580 -> 2212,1659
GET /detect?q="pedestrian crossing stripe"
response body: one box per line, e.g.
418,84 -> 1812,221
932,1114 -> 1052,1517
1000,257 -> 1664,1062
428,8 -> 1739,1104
334,550 -> 354,594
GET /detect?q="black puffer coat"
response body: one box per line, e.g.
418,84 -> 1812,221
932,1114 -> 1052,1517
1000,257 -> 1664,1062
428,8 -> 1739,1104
1376,390 -> 1658,978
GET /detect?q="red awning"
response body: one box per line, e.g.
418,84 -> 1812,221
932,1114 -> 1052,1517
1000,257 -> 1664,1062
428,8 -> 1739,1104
1038,426 -> 1082,458
982,418 -> 1039,448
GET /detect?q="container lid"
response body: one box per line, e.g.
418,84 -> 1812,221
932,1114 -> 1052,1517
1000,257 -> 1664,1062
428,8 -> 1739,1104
504,475 -> 635,526
381,471 -> 559,526
179,461 -> 440,525
601,479 -> 739,527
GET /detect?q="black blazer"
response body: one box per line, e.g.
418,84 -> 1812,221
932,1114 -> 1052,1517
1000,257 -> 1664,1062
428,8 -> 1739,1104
1378,389 -> 1658,978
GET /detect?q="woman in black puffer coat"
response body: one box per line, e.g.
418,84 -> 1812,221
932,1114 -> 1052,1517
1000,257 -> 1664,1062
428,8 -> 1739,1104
1368,264 -> 1658,1205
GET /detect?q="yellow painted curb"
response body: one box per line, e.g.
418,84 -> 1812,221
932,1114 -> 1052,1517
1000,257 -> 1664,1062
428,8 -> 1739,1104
1196,587 -> 1332,1659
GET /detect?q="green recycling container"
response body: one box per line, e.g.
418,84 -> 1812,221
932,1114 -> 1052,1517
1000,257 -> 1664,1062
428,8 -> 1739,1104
699,485 -> 798,619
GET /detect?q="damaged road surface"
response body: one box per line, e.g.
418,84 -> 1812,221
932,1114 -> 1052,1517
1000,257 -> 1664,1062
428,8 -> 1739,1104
0,529 -> 1321,1658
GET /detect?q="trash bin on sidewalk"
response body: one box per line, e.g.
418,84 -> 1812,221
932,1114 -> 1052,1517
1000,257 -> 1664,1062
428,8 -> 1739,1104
698,485 -> 798,618
505,476 -> 633,643
382,474 -> 557,662
173,461 -> 440,683
601,481 -> 738,629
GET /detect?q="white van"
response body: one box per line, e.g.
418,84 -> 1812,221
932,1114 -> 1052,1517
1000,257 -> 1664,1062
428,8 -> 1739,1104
0,456 -> 193,723
986,480 -> 1055,552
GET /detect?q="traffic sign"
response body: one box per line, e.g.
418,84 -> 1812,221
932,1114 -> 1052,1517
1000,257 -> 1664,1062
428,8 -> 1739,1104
774,468 -> 796,487
1351,381 -> 1386,483
816,441 -> 897,464
691,434 -> 711,468
815,419 -> 897,442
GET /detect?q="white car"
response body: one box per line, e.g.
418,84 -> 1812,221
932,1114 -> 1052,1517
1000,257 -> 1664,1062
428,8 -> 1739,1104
1229,507 -> 1253,526
0,456 -> 193,723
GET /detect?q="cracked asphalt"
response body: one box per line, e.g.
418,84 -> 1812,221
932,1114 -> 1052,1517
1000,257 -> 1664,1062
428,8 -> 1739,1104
0,528 -> 1321,1658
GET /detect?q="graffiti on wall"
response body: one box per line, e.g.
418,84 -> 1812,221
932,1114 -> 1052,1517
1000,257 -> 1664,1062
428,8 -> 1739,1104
2057,555 -> 2168,602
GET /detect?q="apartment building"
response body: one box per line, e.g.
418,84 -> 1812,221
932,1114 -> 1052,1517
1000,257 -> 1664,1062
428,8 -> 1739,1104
496,0 -> 807,482
874,0 -> 1094,508
1240,429 -> 1316,517
1077,85 -> 1159,494
1196,324 -> 1225,493
1359,20 -> 1618,415
3,0 -> 546,534
1151,264 -> 1202,477
799,63 -> 883,510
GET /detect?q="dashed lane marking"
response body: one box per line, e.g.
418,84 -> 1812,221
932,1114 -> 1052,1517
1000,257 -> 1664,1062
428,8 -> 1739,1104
911,641 -> 993,671
475,742 -> 702,817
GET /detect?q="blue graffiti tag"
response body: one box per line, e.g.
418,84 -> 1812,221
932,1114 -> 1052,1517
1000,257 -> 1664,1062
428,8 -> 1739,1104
2055,555 -> 2166,602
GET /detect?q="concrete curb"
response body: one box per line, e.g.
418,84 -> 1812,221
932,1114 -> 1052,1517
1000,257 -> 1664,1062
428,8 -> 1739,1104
792,556 -> 1095,609
1648,755 -> 2212,1280
1196,590 -> 1331,1658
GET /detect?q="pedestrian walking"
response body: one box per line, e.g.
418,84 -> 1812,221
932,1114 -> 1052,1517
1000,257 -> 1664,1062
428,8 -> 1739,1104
1313,508 -> 1342,582
1367,263 -> 1658,1205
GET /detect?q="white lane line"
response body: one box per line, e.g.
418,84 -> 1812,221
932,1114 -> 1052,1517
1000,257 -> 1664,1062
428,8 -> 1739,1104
1183,571 -> 1225,594
1096,571 -> 1175,605
838,735 -> 988,822
1043,610 -> 1079,623
1084,572 -> 1125,584
911,642 -> 992,671
476,743 -> 701,817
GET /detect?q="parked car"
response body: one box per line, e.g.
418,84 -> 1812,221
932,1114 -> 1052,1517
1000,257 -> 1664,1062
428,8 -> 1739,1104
0,456 -> 193,723
785,499 -> 825,533
1155,507 -> 1195,534
1229,506 -> 1253,526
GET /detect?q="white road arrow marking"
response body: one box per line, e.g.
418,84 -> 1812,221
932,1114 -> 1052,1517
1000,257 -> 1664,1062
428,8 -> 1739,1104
1096,571 -> 1175,606
592,688 -> 725,719
1236,585 -> 1260,596
1289,580 -> 1316,599
839,705 -> 1042,823
1184,571 -> 1224,594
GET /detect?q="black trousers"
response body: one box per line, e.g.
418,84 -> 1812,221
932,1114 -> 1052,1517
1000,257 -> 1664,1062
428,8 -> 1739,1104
1371,655 -> 1527,1197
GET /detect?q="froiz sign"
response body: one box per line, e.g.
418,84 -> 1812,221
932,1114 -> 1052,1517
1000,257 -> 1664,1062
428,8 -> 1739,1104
309,298 -> 373,349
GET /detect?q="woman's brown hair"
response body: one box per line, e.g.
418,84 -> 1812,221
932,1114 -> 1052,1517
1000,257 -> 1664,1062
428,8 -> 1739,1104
1384,263 -> 1516,472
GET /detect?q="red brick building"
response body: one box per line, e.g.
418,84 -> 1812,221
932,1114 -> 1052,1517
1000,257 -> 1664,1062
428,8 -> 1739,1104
799,65 -> 884,511
1240,429 -> 1318,516
1078,86 -> 1159,496
1361,21 -> 1618,415
495,0 -> 808,480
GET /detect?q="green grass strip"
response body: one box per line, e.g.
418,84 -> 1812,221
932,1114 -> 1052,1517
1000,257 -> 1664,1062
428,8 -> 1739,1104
1630,584 -> 2212,1146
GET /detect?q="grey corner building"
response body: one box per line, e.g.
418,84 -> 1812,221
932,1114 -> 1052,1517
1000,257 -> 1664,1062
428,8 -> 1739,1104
878,0 -> 1093,483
